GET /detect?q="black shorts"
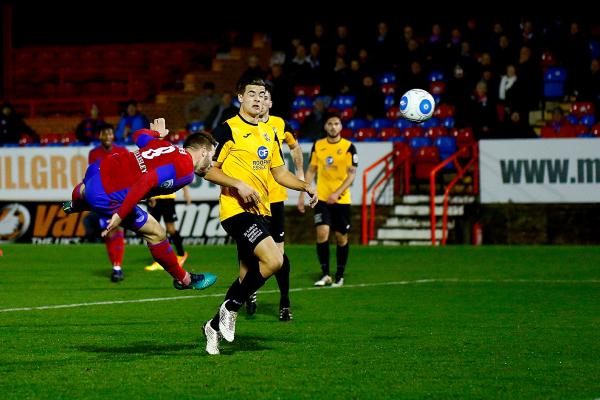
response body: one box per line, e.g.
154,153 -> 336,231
148,198 -> 177,223
314,200 -> 351,234
269,201 -> 285,243
221,212 -> 272,260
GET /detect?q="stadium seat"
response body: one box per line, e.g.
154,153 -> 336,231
580,115 -> 596,128
40,133 -> 61,146
340,128 -> 353,139
60,132 -> 77,146
566,114 -> 579,125
393,118 -> 414,130
414,146 -> 440,179
403,126 -> 424,140
430,81 -> 446,95
346,119 -> 370,131
354,128 -> 377,141
540,50 -> 556,69
434,136 -> 457,168
421,117 -> 440,129
378,72 -> 396,85
381,83 -> 396,95
371,118 -> 393,130
291,96 -> 313,111
442,116 -> 455,128
386,106 -> 401,120
591,123 -> 600,137
408,136 -> 432,154
332,95 -> 356,109
187,121 -> 205,133
378,127 -> 401,141
292,107 -> 312,124
428,70 -> 445,82
543,67 -> 567,98
18,134 -> 36,146
286,119 -> 300,132
384,95 -> 395,110
340,107 -> 354,121
571,102 -> 594,117
433,104 -> 455,119
425,126 -> 448,140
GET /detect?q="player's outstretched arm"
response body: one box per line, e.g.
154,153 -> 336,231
297,164 -> 317,213
271,165 -> 318,207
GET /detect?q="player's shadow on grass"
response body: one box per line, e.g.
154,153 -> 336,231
218,334 -> 273,355
77,341 -> 196,355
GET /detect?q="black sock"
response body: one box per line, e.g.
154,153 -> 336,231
169,232 -> 185,256
336,243 -> 349,279
275,253 -> 290,308
316,241 -> 330,276
211,278 -> 241,330
225,268 -> 267,312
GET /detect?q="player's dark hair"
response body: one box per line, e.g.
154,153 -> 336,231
264,81 -> 273,95
236,77 -> 266,96
324,112 -> 342,124
99,123 -> 114,132
183,131 -> 217,150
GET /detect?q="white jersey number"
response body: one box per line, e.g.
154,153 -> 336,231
141,146 -> 176,160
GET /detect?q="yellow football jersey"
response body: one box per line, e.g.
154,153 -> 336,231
213,114 -> 285,221
309,137 -> 358,204
264,115 -> 298,203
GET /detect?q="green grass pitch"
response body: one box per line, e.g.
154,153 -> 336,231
1,244 -> 599,399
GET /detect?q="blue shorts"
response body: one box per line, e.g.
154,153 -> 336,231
83,162 -> 148,231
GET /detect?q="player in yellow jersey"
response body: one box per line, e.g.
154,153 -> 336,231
200,77 -> 318,355
244,83 -> 305,321
143,187 -> 191,271
301,113 -> 358,287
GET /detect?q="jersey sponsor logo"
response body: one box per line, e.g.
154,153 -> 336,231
160,179 -> 174,189
257,146 -> 269,160
0,203 -> 31,242
326,156 -> 334,165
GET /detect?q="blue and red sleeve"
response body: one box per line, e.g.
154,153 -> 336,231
132,129 -> 161,148
116,170 -> 159,219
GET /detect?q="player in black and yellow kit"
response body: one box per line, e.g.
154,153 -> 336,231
143,187 -> 191,271
201,78 -> 318,355
301,113 -> 357,287
245,83 -> 305,321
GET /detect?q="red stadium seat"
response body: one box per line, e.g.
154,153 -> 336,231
378,127 -> 401,141
430,81 -> 446,95
433,104 -> 455,119
292,107 -> 312,124
425,126 -> 448,140
340,107 -> 354,121
570,102 -> 594,117
381,83 -> 396,95
402,126 -> 424,140
414,146 -> 440,180
354,128 -> 376,141
386,106 -> 401,120
340,128 -> 353,139
61,132 -> 77,145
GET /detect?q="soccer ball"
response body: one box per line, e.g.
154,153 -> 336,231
399,89 -> 435,122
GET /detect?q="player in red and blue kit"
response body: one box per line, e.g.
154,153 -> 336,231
87,123 -> 129,282
63,118 -> 218,290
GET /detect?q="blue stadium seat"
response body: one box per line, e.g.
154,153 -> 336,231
394,119 -> 415,130
187,121 -> 205,133
287,119 -> 300,132
371,118 -> 393,130
544,67 -> 567,98
291,96 -> 313,111
421,117 -> 440,129
566,114 -> 579,125
232,98 -> 241,108
384,95 -> 395,110
442,116 -> 455,128
379,72 -> 396,85
580,114 -> 596,128
408,136 -> 432,150
346,119 -> 370,131
428,70 -> 445,82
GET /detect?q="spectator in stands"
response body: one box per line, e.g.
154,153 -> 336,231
204,93 -> 238,131
444,64 -> 472,127
75,104 -> 104,144
496,110 -> 537,139
184,82 -> 221,124
546,107 -> 568,131
498,64 -> 524,117
239,54 -> 266,83
266,63 -> 292,118
0,102 -> 37,146
516,46 -> 542,112
115,100 -> 149,143
354,75 -> 385,121
464,80 -> 498,140
371,21 -> 396,75
579,58 -> 600,119
288,43 -> 312,85
300,97 -> 327,140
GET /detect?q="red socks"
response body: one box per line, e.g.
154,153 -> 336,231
148,239 -> 186,282
105,230 -> 124,267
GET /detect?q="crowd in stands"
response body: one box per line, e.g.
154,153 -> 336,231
2,16 -> 600,148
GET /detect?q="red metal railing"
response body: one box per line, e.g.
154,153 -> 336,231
429,142 -> 479,245
361,146 -> 410,244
